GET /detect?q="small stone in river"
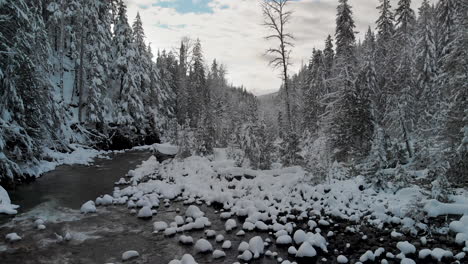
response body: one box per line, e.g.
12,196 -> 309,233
5,233 -> 22,242
122,250 -> 139,261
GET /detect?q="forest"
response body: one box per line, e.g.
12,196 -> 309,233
0,0 -> 467,263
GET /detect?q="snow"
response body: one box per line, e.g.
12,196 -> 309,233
122,250 -> 139,261
296,241 -> 317,258
277,235 -> 293,245
397,241 -> 417,255
225,219 -> 237,231
80,201 -> 96,214
249,236 -> 264,258
153,221 -> 168,232
212,250 -> 226,259
424,200 -> 468,217
185,205 -> 204,219
0,185 -> 19,215
152,143 -> 179,156
238,241 -> 250,252
238,250 -> 253,261
5,233 -> 22,242
137,206 -> 153,218
222,240 -> 232,249
449,215 -> 468,246
215,234 -> 224,242
179,235 -> 194,245
95,194 -> 113,206
293,230 -> 306,244
337,255 -> 348,263
169,254 -> 198,264
194,239 -> 213,253
400,258 -> 416,264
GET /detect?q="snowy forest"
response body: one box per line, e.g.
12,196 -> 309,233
0,0 -> 467,263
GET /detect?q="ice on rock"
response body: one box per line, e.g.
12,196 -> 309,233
397,241 -> 416,255
122,250 -> 139,261
238,250 -> 253,261
137,206 -> 153,218
277,235 -> 293,245
225,219 -> 237,231
5,233 -> 22,242
249,236 -> 264,258
293,230 -> 306,244
80,201 -> 96,214
296,242 -> 317,258
337,255 -> 348,263
153,221 -> 168,232
195,239 -> 213,253
212,250 -> 226,259
222,240 -> 232,249
179,235 -> 194,245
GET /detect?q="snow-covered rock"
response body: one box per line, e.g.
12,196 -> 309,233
296,242 -> 317,258
122,250 -> 139,261
400,258 -> 416,264
222,240 -> 232,249
5,233 -> 22,242
137,206 -> 153,218
179,235 -> 194,245
212,250 -> 226,259
337,255 -> 348,263
397,241 -> 416,255
195,239 -> 213,253
276,235 -> 292,245
293,230 -> 306,244
225,219 -> 237,231
238,241 -> 250,252
238,250 -> 253,262
80,201 -> 96,214
169,254 -> 198,264
249,236 -> 264,258
186,205 -> 204,219
215,234 -> 224,242
153,221 -> 168,232
96,194 -> 113,206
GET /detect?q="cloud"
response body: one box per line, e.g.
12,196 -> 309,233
125,0 -> 436,95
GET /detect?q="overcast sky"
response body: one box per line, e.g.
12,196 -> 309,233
124,0 -> 434,95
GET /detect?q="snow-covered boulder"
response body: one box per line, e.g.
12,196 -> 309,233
195,239 -> 213,253
222,240 -> 232,249
169,254 -> 198,264
179,235 -> 194,245
213,250 -> 226,259
296,242 -> 317,258
186,205 -> 204,219
397,241 -> 416,255
137,206 -> 153,218
122,250 -> 139,261
276,235 -> 292,245
0,186 -> 19,215
80,201 -> 96,214
337,255 -> 348,263
96,194 -> 113,206
293,230 -> 307,244
249,236 -> 264,258
225,219 -> 237,231
153,221 -> 168,232
5,233 -> 22,242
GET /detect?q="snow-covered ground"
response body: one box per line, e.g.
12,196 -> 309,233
95,148 -> 468,263
2,148 -> 467,263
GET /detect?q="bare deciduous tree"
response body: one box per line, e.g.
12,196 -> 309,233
261,0 -> 294,129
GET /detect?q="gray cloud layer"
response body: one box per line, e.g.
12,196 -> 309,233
125,0 -> 435,95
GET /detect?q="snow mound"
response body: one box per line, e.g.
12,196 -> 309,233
194,239 -> 213,253
337,255 -> 348,263
153,221 -> 168,232
296,242 -> 317,258
137,206 -> 153,218
122,250 -> 139,261
153,143 -> 179,156
449,215 -> 468,247
249,236 -> 264,258
169,254 -> 198,264
212,250 -> 226,259
0,186 -> 19,215
186,205 -> 204,219
5,233 -> 22,242
80,201 -> 96,214
424,200 -> 468,217
397,241 -> 416,255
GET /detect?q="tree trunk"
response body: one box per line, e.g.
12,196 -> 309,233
77,6 -> 86,123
